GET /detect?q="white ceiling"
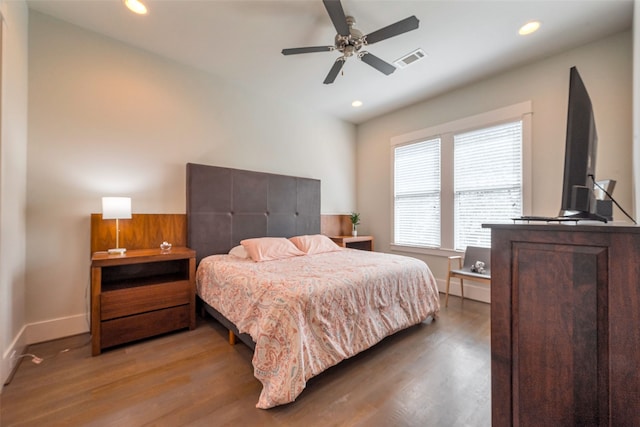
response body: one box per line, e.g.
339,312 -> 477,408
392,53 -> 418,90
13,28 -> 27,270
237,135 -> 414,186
26,0 -> 633,124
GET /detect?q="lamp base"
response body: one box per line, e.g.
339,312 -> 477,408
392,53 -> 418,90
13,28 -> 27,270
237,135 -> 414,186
107,248 -> 127,255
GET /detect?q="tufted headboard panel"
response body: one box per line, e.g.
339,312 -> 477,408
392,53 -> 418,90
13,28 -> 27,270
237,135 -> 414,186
186,163 -> 321,265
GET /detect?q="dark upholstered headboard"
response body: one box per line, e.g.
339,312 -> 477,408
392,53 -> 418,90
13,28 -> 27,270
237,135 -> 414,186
186,163 -> 321,264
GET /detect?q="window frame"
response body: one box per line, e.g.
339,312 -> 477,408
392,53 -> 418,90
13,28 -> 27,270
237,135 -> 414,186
390,101 -> 532,256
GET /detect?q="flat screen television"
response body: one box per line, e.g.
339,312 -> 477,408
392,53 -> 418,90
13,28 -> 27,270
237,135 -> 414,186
558,66 -> 605,221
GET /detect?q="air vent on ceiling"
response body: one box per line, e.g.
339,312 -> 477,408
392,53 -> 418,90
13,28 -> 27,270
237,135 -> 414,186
394,48 -> 427,69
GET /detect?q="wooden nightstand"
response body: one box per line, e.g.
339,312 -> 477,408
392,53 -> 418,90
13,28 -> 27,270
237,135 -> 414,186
90,247 -> 196,355
329,235 -> 374,251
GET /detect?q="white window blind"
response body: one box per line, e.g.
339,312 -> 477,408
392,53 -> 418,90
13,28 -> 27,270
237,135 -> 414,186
394,138 -> 441,247
454,121 -> 523,250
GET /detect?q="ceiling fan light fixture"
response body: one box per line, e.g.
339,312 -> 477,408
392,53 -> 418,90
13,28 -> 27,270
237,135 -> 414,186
344,45 -> 356,57
282,0 -> 420,84
518,21 -> 541,36
123,0 -> 148,15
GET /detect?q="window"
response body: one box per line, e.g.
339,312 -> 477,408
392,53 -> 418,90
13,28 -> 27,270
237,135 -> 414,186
394,138 -> 441,247
391,102 -> 531,253
454,121 -> 523,248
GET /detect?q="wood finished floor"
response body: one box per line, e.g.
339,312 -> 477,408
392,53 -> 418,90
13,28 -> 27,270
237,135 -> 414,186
0,295 -> 490,427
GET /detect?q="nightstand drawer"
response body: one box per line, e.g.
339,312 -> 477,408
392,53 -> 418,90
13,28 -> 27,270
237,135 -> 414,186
329,235 -> 374,251
101,280 -> 191,320
101,305 -> 191,349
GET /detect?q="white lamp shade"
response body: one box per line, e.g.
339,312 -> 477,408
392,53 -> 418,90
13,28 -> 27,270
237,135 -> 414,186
102,197 -> 132,219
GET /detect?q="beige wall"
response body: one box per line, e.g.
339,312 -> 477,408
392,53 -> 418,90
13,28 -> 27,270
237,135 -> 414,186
25,12 -> 356,342
0,0 -> 29,388
356,31 -> 633,302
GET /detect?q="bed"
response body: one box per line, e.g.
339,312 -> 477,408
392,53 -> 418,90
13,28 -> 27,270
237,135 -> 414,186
187,163 -> 440,408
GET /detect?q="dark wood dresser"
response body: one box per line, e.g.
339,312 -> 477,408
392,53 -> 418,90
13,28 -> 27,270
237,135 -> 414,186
485,223 -> 639,426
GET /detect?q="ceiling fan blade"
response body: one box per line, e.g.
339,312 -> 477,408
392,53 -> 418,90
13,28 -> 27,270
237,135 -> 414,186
282,46 -> 334,55
323,58 -> 345,84
322,0 -> 350,37
359,52 -> 396,75
364,15 -> 420,45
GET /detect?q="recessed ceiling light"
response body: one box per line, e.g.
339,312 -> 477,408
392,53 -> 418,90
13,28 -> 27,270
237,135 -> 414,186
124,0 -> 148,15
352,100 -> 363,108
519,21 -> 541,36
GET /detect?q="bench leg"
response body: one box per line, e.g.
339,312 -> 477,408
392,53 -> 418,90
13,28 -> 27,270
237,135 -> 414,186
446,276 -> 466,307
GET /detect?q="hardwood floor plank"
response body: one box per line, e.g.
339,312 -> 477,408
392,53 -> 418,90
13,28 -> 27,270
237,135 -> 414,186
1,295 -> 490,426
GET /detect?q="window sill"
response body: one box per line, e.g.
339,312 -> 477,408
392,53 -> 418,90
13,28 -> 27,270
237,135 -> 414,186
390,244 -> 461,258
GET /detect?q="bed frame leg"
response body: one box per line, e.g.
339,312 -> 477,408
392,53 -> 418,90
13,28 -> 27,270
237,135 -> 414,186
228,330 -> 236,345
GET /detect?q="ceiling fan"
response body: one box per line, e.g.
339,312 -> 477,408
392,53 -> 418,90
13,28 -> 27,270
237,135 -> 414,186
281,0 -> 420,84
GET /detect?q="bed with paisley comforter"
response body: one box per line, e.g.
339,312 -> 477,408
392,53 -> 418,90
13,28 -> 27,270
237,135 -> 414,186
196,242 -> 440,408
187,163 -> 439,408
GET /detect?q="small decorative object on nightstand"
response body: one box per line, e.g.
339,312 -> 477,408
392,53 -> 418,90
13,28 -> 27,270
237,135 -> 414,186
350,212 -> 361,237
160,241 -> 172,252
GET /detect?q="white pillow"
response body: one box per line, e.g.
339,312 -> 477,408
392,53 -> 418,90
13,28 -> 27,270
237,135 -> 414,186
228,245 -> 249,259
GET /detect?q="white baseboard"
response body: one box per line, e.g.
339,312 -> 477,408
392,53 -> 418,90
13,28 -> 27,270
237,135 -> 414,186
2,324 -> 27,388
25,313 -> 89,345
436,277 -> 491,304
2,314 -> 88,389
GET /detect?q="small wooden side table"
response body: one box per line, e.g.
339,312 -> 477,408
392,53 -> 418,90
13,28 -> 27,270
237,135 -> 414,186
90,247 -> 196,355
329,235 -> 374,251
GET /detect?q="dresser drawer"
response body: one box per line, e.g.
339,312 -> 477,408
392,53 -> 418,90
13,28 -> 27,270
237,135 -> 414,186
101,280 -> 191,320
101,305 -> 191,349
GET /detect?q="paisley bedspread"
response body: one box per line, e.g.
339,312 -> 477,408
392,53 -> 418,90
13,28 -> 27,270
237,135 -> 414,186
196,249 -> 440,408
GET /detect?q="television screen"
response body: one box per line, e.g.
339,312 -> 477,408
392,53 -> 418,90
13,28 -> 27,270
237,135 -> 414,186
559,66 -> 600,219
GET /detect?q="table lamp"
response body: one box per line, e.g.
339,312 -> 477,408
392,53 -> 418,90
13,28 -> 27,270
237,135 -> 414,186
102,197 -> 132,254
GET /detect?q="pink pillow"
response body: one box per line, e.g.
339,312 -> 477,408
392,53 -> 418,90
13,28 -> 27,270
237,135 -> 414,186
240,237 -> 305,262
289,234 -> 342,255
228,245 -> 249,259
